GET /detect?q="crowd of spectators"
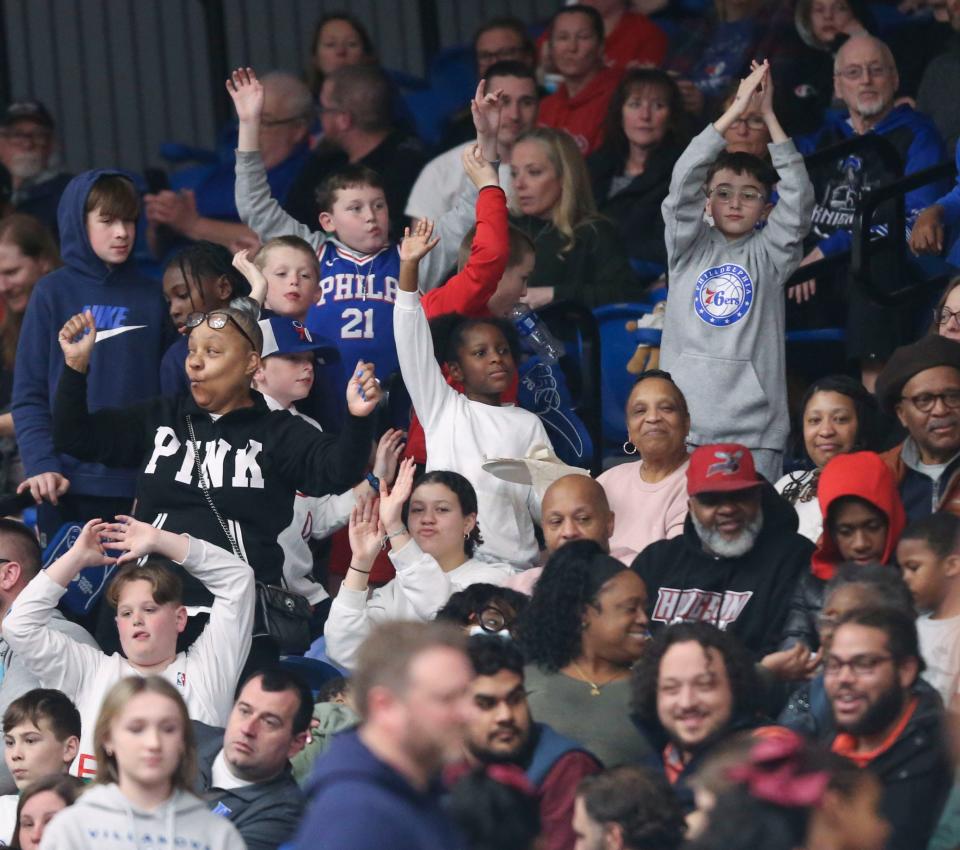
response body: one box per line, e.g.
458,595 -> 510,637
0,1 -> 959,849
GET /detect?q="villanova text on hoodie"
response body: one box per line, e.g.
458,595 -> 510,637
39,784 -> 245,850
290,729 -> 463,850
631,485 -> 814,659
12,169 -> 170,499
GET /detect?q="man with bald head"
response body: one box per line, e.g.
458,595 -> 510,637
795,34 -> 946,391
505,474 -> 615,594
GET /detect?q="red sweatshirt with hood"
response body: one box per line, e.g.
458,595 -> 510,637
780,451 -> 906,650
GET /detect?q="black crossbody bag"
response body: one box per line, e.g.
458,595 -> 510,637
186,415 -> 312,654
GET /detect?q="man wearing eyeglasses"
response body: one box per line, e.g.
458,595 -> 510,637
0,101 -> 72,240
793,34 -> 947,392
447,636 -> 601,850
825,606 -> 951,850
876,333 -> 960,521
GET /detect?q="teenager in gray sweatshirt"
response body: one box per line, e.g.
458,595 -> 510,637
660,60 -> 815,482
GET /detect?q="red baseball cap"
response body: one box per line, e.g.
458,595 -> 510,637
687,443 -> 764,496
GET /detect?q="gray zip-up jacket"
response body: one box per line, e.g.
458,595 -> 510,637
234,149 -> 475,291
660,126 -> 815,450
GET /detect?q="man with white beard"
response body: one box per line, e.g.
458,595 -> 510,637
631,443 -> 813,660
0,102 -> 72,240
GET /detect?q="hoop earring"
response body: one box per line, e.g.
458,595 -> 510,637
623,441 -> 637,455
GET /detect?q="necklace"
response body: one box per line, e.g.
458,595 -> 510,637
569,661 -> 622,697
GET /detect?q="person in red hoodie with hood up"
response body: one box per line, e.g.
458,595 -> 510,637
780,451 -> 906,652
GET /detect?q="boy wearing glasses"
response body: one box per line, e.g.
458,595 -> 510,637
660,60 -> 814,483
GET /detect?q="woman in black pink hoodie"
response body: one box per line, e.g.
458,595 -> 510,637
51,307 -> 378,629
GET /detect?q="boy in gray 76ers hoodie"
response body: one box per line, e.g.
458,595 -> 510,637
660,60 -> 814,482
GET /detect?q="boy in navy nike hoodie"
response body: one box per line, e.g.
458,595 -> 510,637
12,170 -> 168,541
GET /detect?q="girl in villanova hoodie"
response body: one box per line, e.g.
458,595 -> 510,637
39,676 -> 244,850
780,451 -> 906,652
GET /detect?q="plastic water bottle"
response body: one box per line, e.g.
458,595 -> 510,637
509,304 -> 565,365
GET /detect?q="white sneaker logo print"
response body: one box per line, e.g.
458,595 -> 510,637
95,325 -> 146,342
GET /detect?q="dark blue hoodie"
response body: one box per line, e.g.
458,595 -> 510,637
290,730 -> 463,850
12,169 -> 169,498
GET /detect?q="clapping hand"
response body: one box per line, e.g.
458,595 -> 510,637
378,457 -> 416,534
372,429 -> 407,489
348,497 -> 383,568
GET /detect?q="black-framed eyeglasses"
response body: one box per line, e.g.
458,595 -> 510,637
824,653 -> 894,677
899,390 -> 960,413
935,306 -> 960,327
185,311 -> 257,350
728,116 -> 767,131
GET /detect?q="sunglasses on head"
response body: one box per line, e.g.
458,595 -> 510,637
185,311 -> 257,350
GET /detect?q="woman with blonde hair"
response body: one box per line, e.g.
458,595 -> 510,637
510,126 -> 638,308
39,677 -> 244,850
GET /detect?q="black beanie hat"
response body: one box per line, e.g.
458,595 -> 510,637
875,334 -> 960,414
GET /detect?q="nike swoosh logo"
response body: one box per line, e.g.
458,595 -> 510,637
95,325 -> 147,342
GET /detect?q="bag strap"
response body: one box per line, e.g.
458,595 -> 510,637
186,414 -> 244,562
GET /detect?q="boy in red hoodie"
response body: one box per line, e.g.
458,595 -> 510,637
780,451 -> 907,652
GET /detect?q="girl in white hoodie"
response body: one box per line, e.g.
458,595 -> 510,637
39,676 -> 244,850
324,458 -> 513,670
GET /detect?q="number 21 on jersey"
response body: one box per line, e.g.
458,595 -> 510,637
341,307 -> 374,339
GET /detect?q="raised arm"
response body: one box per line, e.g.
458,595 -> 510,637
420,145 -> 507,318
51,313 -> 151,467
395,222 -> 456,429
228,67 -> 325,248
2,519 -> 112,698
753,64 -> 815,270
663,63 -> 771,259
273,366 -> 378,497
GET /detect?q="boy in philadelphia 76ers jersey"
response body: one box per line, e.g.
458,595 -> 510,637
660,60 -> 814,482
229,67 -> 500,395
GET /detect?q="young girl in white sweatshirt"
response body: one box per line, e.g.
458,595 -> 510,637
324,458 -> 513,670
39,676 -> 244,850
393,218 -> 551,568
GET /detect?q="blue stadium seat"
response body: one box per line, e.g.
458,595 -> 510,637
593,302 -> 661,453
279,655 -> 344,694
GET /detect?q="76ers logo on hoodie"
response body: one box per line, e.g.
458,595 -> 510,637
694,264 -> 753,327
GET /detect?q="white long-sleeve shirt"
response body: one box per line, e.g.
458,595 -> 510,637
2,537 -> 255,780
324,538 -> 512,670
393,289 -> 549,566
263,393 -> 355,604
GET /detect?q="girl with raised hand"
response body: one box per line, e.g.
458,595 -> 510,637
393,219 -> 550,568
38,676 -> 245,850
324,457 -> 512,670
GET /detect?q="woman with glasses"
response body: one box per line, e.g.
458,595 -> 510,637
516,539 -> 654,767
50,305 -> 380,661
588,69 -> 688,276
324,459 -> 514,671
930,277 -> 960,342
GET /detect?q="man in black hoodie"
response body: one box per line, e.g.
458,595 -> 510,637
825,606 -> 952,850
632,443 -> 814,659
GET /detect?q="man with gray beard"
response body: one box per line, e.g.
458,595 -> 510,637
0,102 -> 72,240
631,443 -> 813,660
793,34 -> 946,392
